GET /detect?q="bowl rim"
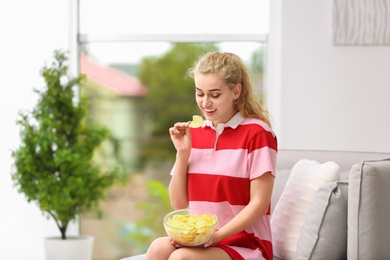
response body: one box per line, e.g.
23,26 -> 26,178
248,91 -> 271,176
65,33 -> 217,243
163,208 -> 218,230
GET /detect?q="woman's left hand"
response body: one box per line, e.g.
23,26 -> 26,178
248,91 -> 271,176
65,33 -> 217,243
170,239 -> 183,248
203,236 -> 214,248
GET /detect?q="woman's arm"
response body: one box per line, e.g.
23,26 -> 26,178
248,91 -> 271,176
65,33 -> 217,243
212,171 -> 275,243
168,122 -> 192,209
169,154 -> 190,209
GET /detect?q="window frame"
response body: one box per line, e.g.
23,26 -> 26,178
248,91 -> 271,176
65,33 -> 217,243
70,0 -> 269,76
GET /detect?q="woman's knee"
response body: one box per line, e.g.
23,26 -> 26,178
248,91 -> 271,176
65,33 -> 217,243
146,237 -> 174,260
168,248 -> 194,260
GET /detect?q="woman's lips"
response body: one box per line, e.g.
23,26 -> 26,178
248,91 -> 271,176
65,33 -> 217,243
204,109 -> 216,117
204,109 -> 216,114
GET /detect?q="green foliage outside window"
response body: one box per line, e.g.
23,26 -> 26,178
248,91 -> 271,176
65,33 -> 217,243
120,180 -> 172,254
138,43 -> 218,162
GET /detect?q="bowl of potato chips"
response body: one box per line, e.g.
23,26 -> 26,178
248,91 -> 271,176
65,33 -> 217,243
164,208 -> 218,246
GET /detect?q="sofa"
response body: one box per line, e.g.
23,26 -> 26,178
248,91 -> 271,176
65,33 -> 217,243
121,149 -> 390,260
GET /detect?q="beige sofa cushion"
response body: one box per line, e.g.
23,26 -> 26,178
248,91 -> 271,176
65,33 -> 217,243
295,181 -> 348,259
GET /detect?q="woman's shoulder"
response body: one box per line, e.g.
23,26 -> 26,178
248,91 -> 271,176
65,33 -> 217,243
241,117 -> 273,133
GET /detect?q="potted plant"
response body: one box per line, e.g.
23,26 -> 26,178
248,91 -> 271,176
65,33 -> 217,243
11,49 -> 127,260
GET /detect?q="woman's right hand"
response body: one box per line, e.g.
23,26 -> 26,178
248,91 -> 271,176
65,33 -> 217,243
169,122 -> 192,155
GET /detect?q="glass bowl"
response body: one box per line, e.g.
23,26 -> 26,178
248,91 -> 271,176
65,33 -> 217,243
163,208 -> 218,246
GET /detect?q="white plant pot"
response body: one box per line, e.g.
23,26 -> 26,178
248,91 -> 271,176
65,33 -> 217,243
45,235 -> 94,260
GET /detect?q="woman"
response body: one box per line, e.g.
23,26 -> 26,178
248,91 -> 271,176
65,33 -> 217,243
146,51 -> 277,260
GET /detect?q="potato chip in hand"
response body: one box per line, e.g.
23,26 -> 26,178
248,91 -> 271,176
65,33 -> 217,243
189,115 -> 204,128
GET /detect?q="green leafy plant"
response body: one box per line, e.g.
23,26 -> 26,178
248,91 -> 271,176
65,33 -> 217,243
11,49 -> 128,240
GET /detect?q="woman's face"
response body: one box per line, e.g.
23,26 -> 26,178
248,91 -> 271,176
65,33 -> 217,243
194,73 -> 241,127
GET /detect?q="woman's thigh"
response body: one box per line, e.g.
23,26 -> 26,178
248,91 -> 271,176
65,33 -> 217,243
168,246 -> 232,260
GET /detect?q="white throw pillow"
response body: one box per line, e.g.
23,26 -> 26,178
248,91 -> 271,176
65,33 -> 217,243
271,159 -> 340,260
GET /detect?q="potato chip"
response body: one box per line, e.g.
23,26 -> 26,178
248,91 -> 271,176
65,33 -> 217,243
189,115 -> 204,128
164,213 -> 217,246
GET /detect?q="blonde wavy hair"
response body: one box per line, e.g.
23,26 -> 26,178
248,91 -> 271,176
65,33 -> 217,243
187,51 -> 271,127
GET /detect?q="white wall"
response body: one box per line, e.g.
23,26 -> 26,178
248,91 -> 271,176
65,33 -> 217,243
0,1 -> 77,259
267,0 -> 390,153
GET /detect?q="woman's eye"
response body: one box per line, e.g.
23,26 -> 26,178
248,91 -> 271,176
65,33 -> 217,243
196,93 -> 220,98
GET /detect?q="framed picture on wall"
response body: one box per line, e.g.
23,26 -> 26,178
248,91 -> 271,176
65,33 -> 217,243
333,0 -> 390,45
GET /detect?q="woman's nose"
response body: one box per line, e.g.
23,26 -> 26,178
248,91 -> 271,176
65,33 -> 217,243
202,98 -> 211,107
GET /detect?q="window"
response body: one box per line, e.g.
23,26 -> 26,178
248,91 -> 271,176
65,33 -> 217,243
76,1 -> 269,259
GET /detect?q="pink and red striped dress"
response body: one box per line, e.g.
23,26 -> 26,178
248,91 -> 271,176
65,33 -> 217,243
183,113 -> 277,260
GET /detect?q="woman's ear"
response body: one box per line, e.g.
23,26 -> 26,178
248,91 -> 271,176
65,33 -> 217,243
233,84 -> 242,99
